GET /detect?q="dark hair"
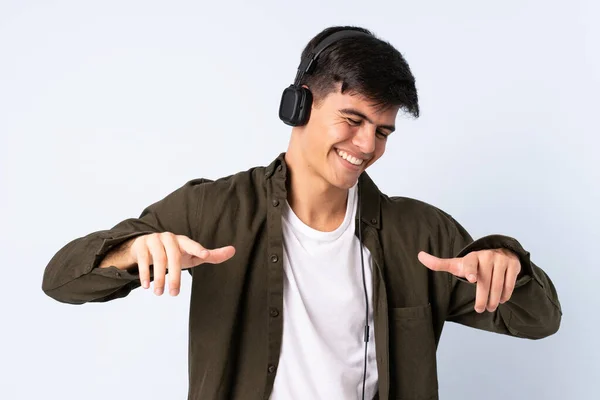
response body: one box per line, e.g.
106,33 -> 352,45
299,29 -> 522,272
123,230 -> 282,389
299,26 -> 419,118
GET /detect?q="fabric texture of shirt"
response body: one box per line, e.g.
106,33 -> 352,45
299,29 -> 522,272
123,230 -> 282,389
41,152 -> 563,400
270,182 -> 377,399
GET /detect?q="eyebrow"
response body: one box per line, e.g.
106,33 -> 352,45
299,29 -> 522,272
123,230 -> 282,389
339,108 -> 396,133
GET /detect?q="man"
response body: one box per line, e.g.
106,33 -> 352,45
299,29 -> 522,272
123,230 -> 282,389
42,26 -> 562,400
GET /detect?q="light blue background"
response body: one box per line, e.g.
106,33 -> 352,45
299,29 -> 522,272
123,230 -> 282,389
1,0 -> 597,399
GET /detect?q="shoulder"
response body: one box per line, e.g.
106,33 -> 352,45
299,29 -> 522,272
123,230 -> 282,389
380,192 -> 459,235
181,164 -> 268,200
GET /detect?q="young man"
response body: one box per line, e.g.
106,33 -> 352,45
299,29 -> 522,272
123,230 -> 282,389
42,26 -> 562,400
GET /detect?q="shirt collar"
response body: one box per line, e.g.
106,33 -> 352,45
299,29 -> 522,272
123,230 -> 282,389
266,153 -> 381,230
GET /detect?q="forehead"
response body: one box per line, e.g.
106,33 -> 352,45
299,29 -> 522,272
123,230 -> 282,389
324,88 -> 400,121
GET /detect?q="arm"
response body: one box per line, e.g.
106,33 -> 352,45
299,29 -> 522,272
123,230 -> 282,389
97,237 -> 138,270
41,178 -> 211,305
445,218 -> 562,339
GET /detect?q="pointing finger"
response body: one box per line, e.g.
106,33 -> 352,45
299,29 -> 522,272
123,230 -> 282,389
176,236 -> 208,259
177,236 -> 236,267
418,251 -> 463,276
201,246 -> 236,264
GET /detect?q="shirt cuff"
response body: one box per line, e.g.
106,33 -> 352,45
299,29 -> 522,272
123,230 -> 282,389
90,230 -> 156,279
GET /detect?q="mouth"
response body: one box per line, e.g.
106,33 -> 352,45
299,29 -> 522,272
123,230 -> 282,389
335,148 -> 366,168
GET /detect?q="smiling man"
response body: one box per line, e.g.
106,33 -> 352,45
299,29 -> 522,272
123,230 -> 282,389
42,26 -> 562,400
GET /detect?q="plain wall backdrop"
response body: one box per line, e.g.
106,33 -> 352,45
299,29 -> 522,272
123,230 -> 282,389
1,0 -> 598,399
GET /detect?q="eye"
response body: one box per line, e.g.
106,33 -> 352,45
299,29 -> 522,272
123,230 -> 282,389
376,130 -> 389,139
346,118 -> 361,126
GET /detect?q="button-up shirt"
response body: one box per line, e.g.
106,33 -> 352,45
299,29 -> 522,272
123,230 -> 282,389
42,153 -> 562,400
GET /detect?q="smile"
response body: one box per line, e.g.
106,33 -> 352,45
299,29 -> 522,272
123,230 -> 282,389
336,149 -> 364,166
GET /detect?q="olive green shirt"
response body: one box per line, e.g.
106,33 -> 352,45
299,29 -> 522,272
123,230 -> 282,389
42,153 -> 562,400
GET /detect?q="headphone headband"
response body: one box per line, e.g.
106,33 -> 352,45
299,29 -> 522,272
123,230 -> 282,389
293,30 -> 372,87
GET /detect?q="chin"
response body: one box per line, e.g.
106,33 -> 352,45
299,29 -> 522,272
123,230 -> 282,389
329,150 -> 366,185
329,173 -> 360,190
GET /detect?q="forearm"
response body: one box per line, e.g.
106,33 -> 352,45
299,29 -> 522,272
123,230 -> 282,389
98,237 -> 137,270
42,178 -> 205,304
42,230 -> 154,304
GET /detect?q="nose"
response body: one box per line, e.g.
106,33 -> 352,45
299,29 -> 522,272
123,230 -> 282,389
351,125 -> 376,155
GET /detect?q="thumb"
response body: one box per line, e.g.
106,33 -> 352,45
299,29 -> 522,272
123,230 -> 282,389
418,251 -> 463,276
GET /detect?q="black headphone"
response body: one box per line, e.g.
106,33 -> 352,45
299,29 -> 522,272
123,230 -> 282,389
278,30 -> 372,126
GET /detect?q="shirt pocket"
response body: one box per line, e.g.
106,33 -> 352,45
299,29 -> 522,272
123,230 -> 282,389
389,303 -> 439,400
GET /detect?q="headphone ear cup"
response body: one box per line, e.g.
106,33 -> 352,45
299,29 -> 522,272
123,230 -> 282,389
297,87 -> 313,126
279,85 -> 313,126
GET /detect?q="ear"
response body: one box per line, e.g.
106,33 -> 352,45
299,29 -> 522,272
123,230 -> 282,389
301,84 -> 309,90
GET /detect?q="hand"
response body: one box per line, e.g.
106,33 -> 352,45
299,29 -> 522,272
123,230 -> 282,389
417,248 -> 521,313
129,232 -> 235,296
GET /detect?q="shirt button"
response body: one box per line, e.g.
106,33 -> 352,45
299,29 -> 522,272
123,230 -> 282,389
270,308 -> 279,317
115,271 -> 121,278
268,364 -> 276,374
272,199 -> 279,207
371,218 -> 377,224
271,254 -> 278,263
277,165 -> 283,172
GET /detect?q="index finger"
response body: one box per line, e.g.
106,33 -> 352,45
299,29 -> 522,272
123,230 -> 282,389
176,235 -> 208,260
418,251 -> 464,276
177,236 -> 236,266
199,246 -> 236,265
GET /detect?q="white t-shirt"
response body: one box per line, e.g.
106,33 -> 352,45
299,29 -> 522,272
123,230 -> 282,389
269,183 -> 378,399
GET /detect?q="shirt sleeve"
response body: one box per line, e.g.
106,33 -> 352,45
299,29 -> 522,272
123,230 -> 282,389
41,178 -> 210,304
445,217 -> 562,339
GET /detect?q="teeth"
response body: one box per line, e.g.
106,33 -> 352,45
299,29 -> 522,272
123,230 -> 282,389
336,149 -> 364,166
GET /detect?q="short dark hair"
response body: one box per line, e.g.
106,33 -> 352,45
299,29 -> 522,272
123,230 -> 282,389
299,26 -> 419,118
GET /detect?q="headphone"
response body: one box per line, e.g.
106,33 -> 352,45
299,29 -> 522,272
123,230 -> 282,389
278,29 -> 374,400
278,30 -> 372,126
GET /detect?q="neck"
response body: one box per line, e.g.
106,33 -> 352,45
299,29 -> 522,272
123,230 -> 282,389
284,153 -> 350,232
